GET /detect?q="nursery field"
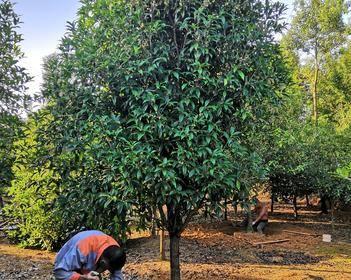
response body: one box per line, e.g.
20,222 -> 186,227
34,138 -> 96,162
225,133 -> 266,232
1,202 -> 350,280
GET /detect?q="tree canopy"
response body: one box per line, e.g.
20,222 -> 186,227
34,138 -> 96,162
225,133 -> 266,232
37,0 -> 287,278
1,1 -> 351,280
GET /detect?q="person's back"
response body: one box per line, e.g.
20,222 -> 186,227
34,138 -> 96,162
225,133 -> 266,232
54,230 -> 125,280
253,200 -> 268,234
255,202 -> 268,220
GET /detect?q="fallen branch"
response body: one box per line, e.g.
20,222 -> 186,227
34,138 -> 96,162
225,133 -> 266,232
253,239 -> 290,246
282,230 -> 319,237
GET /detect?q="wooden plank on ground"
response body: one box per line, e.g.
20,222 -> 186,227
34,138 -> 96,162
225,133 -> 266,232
282,230 -> 319,236
253,239 -> 290,246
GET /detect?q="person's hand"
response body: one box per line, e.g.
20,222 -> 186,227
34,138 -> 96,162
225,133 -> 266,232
82,271 -> 100,280
252,221 -> 256,226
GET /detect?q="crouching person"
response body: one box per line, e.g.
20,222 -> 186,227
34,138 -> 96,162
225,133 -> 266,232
252,199 -> 268,234
54,230 -> 126,280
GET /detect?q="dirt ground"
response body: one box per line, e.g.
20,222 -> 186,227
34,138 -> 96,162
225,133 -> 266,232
1,201 -> 351,280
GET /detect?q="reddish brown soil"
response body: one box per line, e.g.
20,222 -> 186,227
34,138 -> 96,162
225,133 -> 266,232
1,201 -> 350,280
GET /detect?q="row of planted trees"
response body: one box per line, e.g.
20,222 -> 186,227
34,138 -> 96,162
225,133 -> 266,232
1,0 -> 351,279
266,0 -> 351,216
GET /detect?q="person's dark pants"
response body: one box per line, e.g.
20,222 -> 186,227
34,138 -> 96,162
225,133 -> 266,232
253,220 -> 268,234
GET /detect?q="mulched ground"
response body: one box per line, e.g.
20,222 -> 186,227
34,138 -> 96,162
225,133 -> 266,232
1,201 -> 351,280
255,250 -> 322,265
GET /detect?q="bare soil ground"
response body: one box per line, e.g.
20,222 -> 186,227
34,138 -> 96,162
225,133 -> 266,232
1,201 -> 351,280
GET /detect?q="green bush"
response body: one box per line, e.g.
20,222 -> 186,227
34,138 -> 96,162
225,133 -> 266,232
4,115 -> 65,250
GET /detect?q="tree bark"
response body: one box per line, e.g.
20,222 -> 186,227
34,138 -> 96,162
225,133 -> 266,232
0,196 -> 4,209
246,202 -> 253,232
293,195 -> 298,219
203,205 -> 208,219
331,199 -> 335,234
169,233 -> 181,280
150,205 -> 157,237
119,208 -> 128,244
271,194 -> 274,213
160,229 -> 166,260
233,202 -> 238,226
321,195 -> 329,214
224,198 -> 228,221
312,47 -> 319,125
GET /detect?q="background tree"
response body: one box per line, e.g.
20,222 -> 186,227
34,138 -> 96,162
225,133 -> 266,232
0,0 -> 31,207
287,0 -> 348,124
0,114 -> 21,208
0,0 -> 31,113
4,112 -> 65,249
266,1 -> 351,217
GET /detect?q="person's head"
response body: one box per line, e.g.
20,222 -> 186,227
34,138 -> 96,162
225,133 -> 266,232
96,245 -> 126,273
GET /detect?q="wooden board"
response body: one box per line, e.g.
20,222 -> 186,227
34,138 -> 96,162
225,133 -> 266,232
253,239 -> 290,246
282,230 -> 319,237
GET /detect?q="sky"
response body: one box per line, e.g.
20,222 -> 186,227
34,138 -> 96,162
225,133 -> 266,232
14,0 -> 294,100
15,0 -> 81,102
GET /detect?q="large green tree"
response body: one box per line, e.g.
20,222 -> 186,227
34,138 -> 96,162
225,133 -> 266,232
0,0 -> 31,206
42,0 -> 286,278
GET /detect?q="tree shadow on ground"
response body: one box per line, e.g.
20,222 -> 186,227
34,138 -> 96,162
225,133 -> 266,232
125,231 -> 328,267
178,235 -> 326,266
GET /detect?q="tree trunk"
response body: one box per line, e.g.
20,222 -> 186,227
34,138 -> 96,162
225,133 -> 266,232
0,196 -> 4,209
271,194 -> 274,213
233,203 -> 238,226
293,195 -> 298,219
331,199 -> 335,235
203,205 -> 208,219
246,202 -> 253,232
224,198 -> 228,221
321,195 -> 329,214
312,68 -> 319,123
160,229 -> 166,260
169,233 -> 181,280
119,208 -> 128,244
312,48 -> 319,125
150,205 -> 157,237
306,195 -> 310,207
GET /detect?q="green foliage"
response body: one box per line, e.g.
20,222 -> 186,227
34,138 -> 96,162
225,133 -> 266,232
36,1 -> 287,277
4,113 -> 64,250
336,162 -> 351,181
0,0 -> 31,197
0,0 -> 31,114
289,0 -> 348,55
0,114 -> 21,193
319,44 -> 351,128
43,0 -> 286,234
287,0 -> 349,124
264,89 -> 317,199
267,16 -> 351,205
267,102 -> 351,203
